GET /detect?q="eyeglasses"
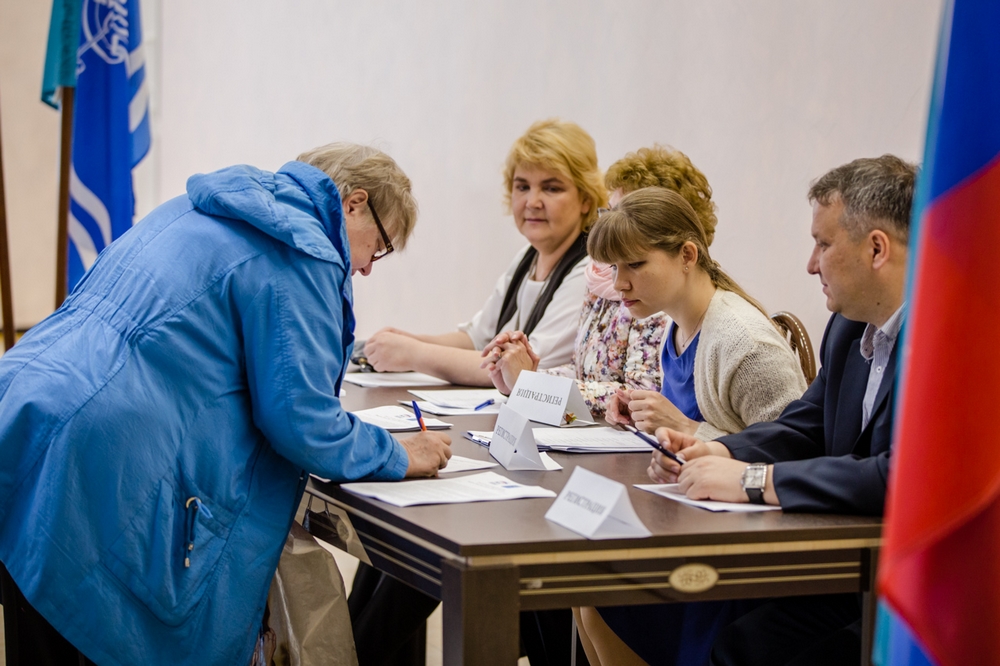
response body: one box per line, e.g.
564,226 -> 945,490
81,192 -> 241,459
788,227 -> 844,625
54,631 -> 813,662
368,197 -> 394,262
597,207 -> 613,216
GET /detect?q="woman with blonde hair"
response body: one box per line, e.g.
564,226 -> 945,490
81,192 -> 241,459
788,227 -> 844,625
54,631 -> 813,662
484,145 -> 719,419
350,120 -> 605,666
571,187 -> 806,666
363,119 -> 606,385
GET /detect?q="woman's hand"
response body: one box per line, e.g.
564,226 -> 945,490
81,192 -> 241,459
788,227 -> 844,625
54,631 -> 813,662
480,332 -> 540,395
605,389 -> 634,427
626,390 -> 698,435
401,432 -> 453,477
364,330 -> 420,372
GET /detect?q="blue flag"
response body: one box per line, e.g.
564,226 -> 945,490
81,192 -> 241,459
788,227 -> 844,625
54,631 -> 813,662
64,0 -> 151,290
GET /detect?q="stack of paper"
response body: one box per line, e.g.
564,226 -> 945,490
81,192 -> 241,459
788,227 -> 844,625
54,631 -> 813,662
532,428 -> 652,453
351,405 -> 452,432
635,484 -> 782,512
342,471 -> 556,507
439,455 -> 499,474
343,372 -> 450,388
406,389 -> 506,415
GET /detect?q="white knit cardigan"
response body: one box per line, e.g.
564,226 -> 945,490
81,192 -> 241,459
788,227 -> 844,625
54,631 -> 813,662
679,289 -> 808,441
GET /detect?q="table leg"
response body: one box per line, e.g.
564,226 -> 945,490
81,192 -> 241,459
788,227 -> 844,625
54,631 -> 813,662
442,559 -> 520,666
860,547 -> 880,666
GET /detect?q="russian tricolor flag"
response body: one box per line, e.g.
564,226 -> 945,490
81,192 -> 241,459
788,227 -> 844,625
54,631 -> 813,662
876,1 -> 1000,665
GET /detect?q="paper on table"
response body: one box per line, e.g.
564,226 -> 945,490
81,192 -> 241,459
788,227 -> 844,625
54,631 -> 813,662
465,430 -> 493,446
351,405 -> 452,432
635,484 -> 782,512
404,400 -> 503,416
538,452 -> 563,471
342,471 -> 556,507
343,372 -> 450,388
408,389 -> 506,414
438,455 -> 498,474
532,428 -> 651,453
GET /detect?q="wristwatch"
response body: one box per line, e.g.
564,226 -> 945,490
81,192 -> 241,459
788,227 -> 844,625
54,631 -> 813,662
740,463 -> 768,504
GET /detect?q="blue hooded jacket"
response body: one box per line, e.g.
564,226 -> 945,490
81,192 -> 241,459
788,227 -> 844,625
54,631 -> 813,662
0,161 -> 408,664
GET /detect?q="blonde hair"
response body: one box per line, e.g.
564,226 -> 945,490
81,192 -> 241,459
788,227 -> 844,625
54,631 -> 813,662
502,119 -> 607,231
297,143 -> 418,250
588,187 -> 768,317
605,145 -> 718,245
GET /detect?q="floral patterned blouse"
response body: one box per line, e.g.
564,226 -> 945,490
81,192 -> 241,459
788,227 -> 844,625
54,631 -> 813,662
541,292 -> 668,419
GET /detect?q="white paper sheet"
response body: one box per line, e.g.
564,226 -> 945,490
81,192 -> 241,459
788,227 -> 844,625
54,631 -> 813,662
438,455 -> 499,474
404,400 -> 503,416
342,372 -> 450,388
342,471 -> 557,507
351,405 -> 452,432
532,428 -> 651,453
635,484 -> 782,512
407,389 -> 506,414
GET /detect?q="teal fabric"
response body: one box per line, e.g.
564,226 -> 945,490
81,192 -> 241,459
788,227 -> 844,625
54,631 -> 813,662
0,160 -> 408,665
41,0 -> 81,108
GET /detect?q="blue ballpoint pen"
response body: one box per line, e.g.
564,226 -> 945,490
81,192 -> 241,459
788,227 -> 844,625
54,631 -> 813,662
473,398 -> 495,411
623,424 -> 685,465
411,400 -> 427,431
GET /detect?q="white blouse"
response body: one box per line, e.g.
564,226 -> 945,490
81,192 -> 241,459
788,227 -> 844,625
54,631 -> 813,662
458,245 -> 590,369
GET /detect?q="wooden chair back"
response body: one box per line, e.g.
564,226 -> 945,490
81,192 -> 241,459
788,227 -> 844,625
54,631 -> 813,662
770,311 -> 817,385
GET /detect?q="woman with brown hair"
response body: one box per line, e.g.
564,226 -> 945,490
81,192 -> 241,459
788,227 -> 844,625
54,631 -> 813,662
571,186 -> 806,666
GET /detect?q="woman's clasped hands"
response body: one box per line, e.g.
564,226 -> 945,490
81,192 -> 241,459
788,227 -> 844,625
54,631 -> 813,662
479,330 -> 540,395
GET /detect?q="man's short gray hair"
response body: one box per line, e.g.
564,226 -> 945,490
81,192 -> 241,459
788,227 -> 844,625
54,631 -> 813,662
297,143 -> 418,249
808,155 -> 918,242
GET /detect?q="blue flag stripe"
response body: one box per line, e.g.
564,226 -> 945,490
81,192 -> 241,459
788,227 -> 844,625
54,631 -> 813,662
927,0 -> 1000,200
67,0 -> 150,291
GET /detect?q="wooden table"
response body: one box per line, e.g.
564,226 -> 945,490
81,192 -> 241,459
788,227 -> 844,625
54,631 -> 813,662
306,383 -> 882,666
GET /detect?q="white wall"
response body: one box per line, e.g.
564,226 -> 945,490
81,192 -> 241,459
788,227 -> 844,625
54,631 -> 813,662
3,0 -> 943,346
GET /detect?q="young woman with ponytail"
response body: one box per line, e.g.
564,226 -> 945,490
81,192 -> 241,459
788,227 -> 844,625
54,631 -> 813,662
594,186 -> 806,442
574,187 -> 808,666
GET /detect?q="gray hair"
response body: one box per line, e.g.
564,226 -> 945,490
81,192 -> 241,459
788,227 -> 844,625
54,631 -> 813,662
808,155 -> 918,242
297,143 -> 418,249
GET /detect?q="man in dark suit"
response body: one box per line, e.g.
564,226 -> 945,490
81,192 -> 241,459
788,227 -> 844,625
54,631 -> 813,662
648,154 -> 917,666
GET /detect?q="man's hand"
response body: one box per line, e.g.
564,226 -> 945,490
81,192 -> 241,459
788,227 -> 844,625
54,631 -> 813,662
648,428 -> 731,483
365,330 -> 420,372
400,432 -> 452,477
627,390 -> 697,435
677,457 -> 760,503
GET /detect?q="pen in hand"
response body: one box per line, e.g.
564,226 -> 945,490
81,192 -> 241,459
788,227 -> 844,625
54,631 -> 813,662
623,424 -> 685,465
411,400 -> 427,432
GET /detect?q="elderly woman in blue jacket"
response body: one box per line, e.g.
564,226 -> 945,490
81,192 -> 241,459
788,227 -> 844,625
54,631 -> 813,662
0,143 -> 451,665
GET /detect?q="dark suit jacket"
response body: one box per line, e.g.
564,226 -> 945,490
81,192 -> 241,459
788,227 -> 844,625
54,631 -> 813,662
717,314 -> 896,515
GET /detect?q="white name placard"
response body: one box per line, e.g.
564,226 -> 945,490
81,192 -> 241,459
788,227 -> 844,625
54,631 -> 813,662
544,467 -> 651,540
506,371 -> 595,427
490,404 -> 547,471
